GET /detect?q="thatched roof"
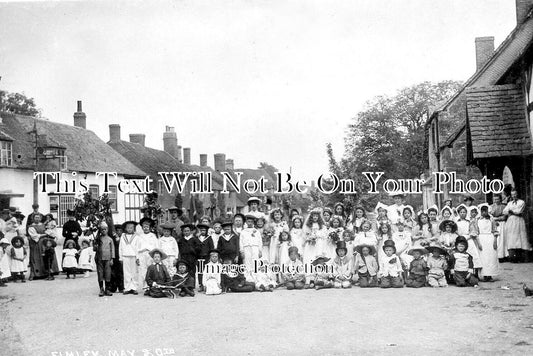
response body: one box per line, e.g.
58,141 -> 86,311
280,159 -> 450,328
0,112 -> 146,176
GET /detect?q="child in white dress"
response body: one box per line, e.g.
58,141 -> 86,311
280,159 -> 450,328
10,236 -> 27,282
78,239 -> 94,277
62,240 -> 78,279
289,215 -> 305,259
303,209 -> 325,265
277,230 -> 291,265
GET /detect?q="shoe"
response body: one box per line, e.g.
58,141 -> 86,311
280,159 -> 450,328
259,286 -> 266,292
144,290 -> 150,296
132,290 -> 138,295
104,290 -> 113,296
50,276 -> 55,280
99,289 -> 105,297
73,275 -> 76,279
179,291 -> 186,297
21,279 -> 26,283
268,286 -> 274,292
118,289 -> 124,293
123,290 -> 129,295
186,288 -> 195,297
66,275 -> 70,279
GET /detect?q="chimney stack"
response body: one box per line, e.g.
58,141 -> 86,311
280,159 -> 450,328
109,124 -> 121,142
214,153 -> 226,171
475,37 -> 494,71
163,126 -> 180,160
225,159 -> 234,170
183,148 -> 191,165
200,154 -> 208,167
177,145 -> 182,163
129,134 -> 146,147
516,0 -> 533,24
73,100 -> 86,129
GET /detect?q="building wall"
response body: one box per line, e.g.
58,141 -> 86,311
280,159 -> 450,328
0,168 -> 35,213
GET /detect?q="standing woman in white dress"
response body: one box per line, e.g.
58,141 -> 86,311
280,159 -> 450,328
476,204 -> 499,281
503,189 -> 532,263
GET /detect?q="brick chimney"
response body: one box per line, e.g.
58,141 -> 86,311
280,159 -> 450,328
214,153 -> 226,171
109,124 -> 121,142
73,100 -> 86,129
163,126 -> 179,159
183,148 -> 191,165
475,37 -> 494,71
225,159 -> 234,170
177,145 -> 182,163
200,154 -> 208,167
130,134 -> 146,146
516,0 -> 533,24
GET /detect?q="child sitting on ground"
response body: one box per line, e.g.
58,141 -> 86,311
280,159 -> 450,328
310,255 -> 334,290
333,241 -> 353,289
353,244 -> 379,288
144,248 -> 172,298
426,243 -> 448,288
449,236 -> 479,287
282,246 -> 305,290
172,260 -> 196,297
254,259 -> 277,292
202,249 -> 222,295
378,240 -> 403,288
62,240 -> 78,279
221,258 -> 255,293
405,247 -> 428,288
10,236 -> 27,283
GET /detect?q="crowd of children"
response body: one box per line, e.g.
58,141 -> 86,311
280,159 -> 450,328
0,192 -> 528,295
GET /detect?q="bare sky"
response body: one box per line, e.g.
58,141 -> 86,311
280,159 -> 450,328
0,0 -> 516,180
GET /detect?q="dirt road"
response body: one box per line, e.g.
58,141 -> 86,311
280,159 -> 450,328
1,263 -> 533,356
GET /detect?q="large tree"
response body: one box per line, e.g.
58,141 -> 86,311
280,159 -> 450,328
326,80 -> 462,209
0,90 -> 40,116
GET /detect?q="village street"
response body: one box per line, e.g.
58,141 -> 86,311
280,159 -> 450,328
1,263 -> 533,356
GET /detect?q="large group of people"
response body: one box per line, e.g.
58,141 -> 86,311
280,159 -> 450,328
0,191 -> 531,298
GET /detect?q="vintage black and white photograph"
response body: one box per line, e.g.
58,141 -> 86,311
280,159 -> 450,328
1,0 -> 533,355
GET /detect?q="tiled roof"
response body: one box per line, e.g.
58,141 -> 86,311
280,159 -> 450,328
0,112 -> 146,176
466,84 -> 532,158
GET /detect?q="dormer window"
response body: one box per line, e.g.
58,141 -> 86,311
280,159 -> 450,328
0,140 -> 12,166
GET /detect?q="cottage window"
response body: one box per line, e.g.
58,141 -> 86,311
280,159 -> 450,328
89,185 -> 99,199
124,193 -> 144,221
108,185 -> 118,212
0,141 -> 12,166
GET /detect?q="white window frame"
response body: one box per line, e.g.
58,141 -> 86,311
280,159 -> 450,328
0,141 -> 12,167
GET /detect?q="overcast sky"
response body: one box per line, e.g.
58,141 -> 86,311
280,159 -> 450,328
0,0 -> 516,181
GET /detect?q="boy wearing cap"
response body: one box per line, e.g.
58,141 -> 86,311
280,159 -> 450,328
378,240 -> 404,288
353,244 -> 379,288
145,249 -> 172,298
426,243 -> 448,288
282,246 -> 305,290
137,217 -> 160,291
119,221 -> 140,294
196,223 -> 214,291
333,241 -> 353,288
405,247 -> 428,288
95,222 -> 115,296
240,214 -> 262,282
217,221 -> 239,263
172,259 -> 196,297
202,249 -> 222,295
177,224 -> 199,288
159,223 -> 180,278
449,236 -> 479,287
310,255 -> 334,290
